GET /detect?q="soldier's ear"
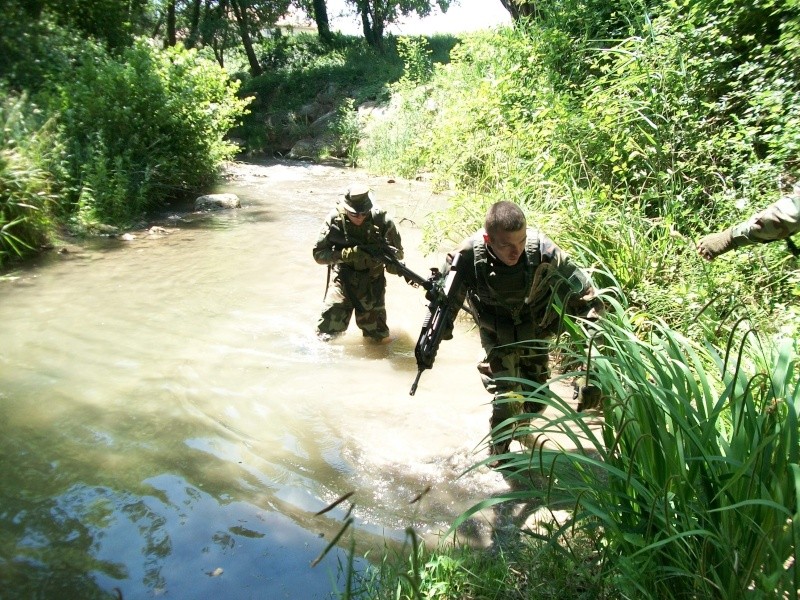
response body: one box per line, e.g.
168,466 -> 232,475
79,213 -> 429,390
483,233 -> 491,244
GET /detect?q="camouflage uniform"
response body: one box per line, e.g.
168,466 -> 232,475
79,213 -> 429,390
698,184 -> 800,260
445,228 -> 601,455
731,185 -> 800,244
312,191 -> 403,341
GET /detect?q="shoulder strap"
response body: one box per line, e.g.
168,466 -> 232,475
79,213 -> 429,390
473,235 -> 488,281
473,229 -> 541,285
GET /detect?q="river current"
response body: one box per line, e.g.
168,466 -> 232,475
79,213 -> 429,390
0,160 -> 514,599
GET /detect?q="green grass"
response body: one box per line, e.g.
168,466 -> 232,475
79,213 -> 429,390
0,91 -> 56,266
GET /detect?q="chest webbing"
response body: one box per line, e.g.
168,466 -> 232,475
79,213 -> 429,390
471,232 -> 541,325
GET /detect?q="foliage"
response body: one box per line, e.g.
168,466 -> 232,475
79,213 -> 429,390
346,0 -> 452,48
0,90 -> 58,266
397,36 -> 434,86
233,33 -> 459,156
57,39 -> 250,227
451,294 -> 798,599
34,0 -> 155,49
0,2 -> 88,94
360,5 -> 800,340
340,528 -> 527,600
331,98 -> 362,166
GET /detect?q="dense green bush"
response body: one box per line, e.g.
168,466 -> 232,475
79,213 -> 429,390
57,39 -> 250,227
0,3 -> 84,94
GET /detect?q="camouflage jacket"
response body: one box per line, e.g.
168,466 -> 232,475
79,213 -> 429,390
732,185 -> 800,245
446,228 -> 601,347
312,203 -> 404,277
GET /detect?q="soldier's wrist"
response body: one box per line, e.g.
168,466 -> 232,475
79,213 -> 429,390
728,226 -> 751,248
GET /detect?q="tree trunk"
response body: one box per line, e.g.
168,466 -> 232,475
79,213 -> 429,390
372,0 -> 384,50
185,0 -> 202,48
499,0 -> 535,20
230,0 -> 263,76
312,0 -> 332,43
166,0 -> 177,47
358,0 -> 383,48
359,1 -> 374,46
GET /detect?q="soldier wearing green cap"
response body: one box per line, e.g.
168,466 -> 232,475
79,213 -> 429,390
697,183 -> 800,260
313,183 -> 404,342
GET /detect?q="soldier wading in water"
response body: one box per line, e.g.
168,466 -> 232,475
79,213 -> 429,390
313,184 -> 404,342
439,201 -> 604,466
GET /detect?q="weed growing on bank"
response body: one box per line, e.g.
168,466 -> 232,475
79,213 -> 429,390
0,91 -> 58,264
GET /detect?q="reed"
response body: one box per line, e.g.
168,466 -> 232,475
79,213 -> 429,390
454,293 -> 798,598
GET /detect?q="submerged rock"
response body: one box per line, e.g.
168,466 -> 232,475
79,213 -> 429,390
194,193 -> 241,211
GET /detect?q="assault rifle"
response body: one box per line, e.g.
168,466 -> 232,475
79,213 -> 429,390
359,243 -> 435,291
409,252 -> 466,396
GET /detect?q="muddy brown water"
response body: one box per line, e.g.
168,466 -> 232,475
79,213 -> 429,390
2,159 -> 549,599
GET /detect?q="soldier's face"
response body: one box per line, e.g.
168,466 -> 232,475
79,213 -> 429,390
485,228 -> 526,266
346,210 -> 367,225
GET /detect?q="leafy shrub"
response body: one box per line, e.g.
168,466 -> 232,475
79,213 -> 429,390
453,296 -> 798,599
396,36 -> 433,86
58,39 -> 250,226
0,90 -> 57,265
0,2 -> 85,94
331,98 -> 362,166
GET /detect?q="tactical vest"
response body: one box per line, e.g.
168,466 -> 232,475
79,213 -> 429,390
326,207 -> 389,277
469,230 -> 541,328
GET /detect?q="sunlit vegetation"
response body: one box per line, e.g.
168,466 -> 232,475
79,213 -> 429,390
359,6 -> 800,343
1,0 -> 797,598
0,1 -> 249,266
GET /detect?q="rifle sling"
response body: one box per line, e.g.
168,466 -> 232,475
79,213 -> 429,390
323,264 -> 332,301
787,235 -> 799,257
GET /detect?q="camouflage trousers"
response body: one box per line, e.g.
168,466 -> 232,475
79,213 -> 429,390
316,268 -> 389,340
477,340 -> 550,455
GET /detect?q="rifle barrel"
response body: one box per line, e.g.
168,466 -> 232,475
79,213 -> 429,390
409,369 -> 424,396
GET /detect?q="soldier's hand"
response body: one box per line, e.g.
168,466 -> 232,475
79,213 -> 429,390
697,228 -> 736,261
340,246 -> 372,269
340,246 -> 366,262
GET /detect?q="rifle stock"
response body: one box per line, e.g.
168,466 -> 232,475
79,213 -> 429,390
409,252 -> 465,395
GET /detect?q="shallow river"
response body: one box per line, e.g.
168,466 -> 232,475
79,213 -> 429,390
0,160 -> 514,599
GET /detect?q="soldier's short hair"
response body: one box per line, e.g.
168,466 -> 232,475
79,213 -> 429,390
485,201 -> 526,235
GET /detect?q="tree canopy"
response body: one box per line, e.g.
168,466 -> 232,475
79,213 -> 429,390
347,0 -> 451,47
